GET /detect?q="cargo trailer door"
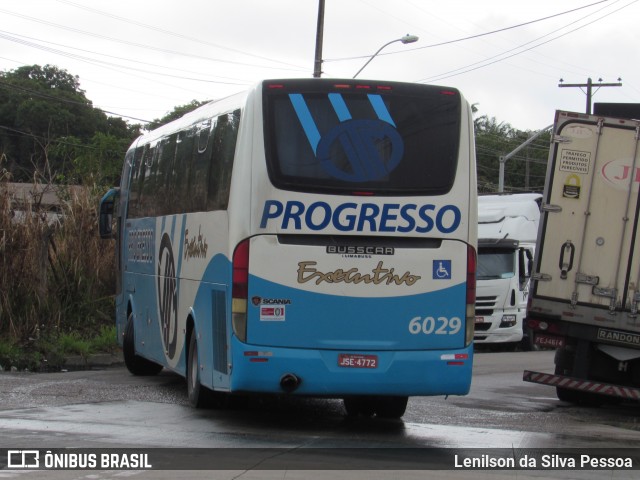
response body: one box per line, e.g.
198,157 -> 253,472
534,112 -> 640,324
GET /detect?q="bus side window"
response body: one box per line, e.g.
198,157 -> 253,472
127,145 -> 146,218
141,144 -> 158,217
155,135 -> 177,216
175,127 -> 197,213
207,110 -> 240,211
192,119 -> 214,212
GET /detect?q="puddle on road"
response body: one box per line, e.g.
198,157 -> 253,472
2,399 -> 640,451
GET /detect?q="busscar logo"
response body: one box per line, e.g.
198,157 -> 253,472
157,233 -> 178,360
326,245 -> 395,258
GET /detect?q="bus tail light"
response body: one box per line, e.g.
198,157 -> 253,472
465,245 -> 477,346
232,239 -> 250,342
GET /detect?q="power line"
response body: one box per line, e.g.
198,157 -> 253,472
324,0 -> 609,62
0,8 -> 307,73
558,77 -> 623,114
0,124 -> 124,156
0,53 -> 216,119
418,0 -> 637,83
0,31 -> 252,86
0,79 -> 152,123
54,0 -> 306,71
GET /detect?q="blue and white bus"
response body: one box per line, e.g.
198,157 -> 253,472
99,78 -> 477,418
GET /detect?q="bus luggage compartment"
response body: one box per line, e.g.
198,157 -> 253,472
243,234 -> 469,352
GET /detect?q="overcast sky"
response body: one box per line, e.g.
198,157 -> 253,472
1,0 -> 638,131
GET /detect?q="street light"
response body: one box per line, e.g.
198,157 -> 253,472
498,125 -> 553,192
352,34 -> 419,79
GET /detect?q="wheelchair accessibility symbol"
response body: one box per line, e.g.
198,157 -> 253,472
433,260 -> 452,280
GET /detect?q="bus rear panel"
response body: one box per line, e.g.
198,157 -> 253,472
230,80 -> 476,397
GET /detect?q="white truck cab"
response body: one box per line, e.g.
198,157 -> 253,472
475,193 -> 541,347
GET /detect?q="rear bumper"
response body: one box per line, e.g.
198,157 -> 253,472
474,329 -> 523,344
523,370 -> 640,401
230,337 -> 473,397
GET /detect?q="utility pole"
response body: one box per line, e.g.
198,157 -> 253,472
558,77 -> 622,114
313,0 -> 325,78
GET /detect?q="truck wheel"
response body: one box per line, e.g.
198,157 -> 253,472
123,314 -> 163,376
553,364 -> 606,405
553,347 -> 605,405
554,365 -> 579,403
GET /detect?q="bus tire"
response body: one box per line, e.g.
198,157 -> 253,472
123,314 -> 163,376
187,332 -> 211,408
375,396 -> 408,419
343,396 -> 376,417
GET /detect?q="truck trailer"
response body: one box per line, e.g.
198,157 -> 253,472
476,193 -> 541,348
524,110 -> 640,403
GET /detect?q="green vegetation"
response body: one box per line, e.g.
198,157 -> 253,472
0,173 -> 119,371
0,326 -> 118,372
474,115 -> 550,193
0,64 -> 140,185
0,65 -> 208,372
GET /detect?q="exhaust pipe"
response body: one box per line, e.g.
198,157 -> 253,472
280,373 -> 301,393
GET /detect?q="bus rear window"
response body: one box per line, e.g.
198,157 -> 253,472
263,81 -> 461,196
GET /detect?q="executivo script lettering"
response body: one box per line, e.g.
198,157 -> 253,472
297,261 -> 421,286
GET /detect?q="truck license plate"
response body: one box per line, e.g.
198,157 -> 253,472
534,334 -> 565,348
338,354 -> 378,369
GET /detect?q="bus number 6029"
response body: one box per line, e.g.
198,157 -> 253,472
409,316 -> 462,335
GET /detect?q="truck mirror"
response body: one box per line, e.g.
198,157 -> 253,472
518,248 -> 531,290
99,188 -> 120,239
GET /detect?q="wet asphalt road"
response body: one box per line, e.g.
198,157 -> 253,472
1,350 -> 639,479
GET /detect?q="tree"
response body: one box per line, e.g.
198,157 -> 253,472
474,115 -> 549,193
147,100 -> 208,130
0,64 -> 139,184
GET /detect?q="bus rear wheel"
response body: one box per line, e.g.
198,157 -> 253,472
187,332 -> 213,408
343,395 -> 408,419
343,396 -> 376,417
375,396 -> 408,419
123,314 -> 163,376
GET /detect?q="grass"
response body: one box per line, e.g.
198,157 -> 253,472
0,326 -> 119,372
1,170 -> 118,371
